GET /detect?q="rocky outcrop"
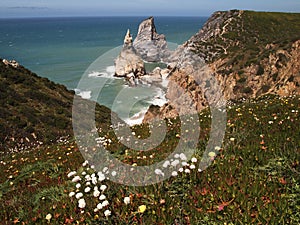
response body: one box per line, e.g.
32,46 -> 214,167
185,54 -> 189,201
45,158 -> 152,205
133,17 -> 169,62
115,17 -> 172,86
139,67 -> 171,87
115,29 -> 145,83
2,59 -> 20,68
144,10 -> 300,122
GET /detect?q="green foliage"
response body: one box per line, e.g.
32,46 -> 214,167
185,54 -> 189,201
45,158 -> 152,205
242,86 -> 253,94
194,10 -> 300,73
0,94 -> 299,224
0,61 -> 116,151
237,77 -> 247,83
32,186 -> 66,212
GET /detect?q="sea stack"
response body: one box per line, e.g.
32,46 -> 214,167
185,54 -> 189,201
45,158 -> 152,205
133,16 -> 169,62
114,29 -> 145,84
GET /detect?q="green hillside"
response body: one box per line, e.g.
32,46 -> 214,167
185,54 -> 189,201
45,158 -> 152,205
0,60 -> 117,151
191,10 -> 300,64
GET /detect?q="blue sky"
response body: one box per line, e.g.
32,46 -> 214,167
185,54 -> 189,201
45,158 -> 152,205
1,0 -> 300,18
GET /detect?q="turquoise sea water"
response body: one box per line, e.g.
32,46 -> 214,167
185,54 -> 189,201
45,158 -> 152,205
0,17 -> 207,123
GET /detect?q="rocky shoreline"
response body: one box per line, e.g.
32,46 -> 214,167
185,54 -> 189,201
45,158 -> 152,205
115,10 -> 300,122
114,11 -> 300,124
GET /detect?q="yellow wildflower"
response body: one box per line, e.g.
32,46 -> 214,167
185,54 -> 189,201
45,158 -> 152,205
138,205 -> 147,213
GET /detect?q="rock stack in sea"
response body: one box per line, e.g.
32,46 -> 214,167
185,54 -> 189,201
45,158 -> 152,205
114,29 -> 146,85
133,16 -> 169,62
115,18 -> 172,86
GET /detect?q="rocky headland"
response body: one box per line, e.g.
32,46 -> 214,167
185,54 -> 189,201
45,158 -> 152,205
141,10 -> 300,122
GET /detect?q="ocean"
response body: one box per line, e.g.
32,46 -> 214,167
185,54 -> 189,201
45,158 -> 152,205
0,17 -> 207,124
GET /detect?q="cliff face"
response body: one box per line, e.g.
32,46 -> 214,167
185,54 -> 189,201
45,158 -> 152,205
144,10 -> 300,122
187,10 -> 300,99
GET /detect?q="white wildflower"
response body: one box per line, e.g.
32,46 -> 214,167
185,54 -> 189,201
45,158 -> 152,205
85,175 -> 91,181
98,172 -> 106,182
82,160 -> 88,167
124,197 -> 130,205
75,192 -> 83,199
45,213 -> 52,222
100,185 -> 107,192
185,169 -> 191,174
93,189 -> 100,198
155,169 -> 164,176
67,171 -> 77,178
102,200 -> 109,207
171,171 -> 178,177
92,176 -> 98,185
163,160 -> 170,168
69,192 -> 75,197
180,153 -> 187,161
99,194 -> 106,201
104,209 -> 111,217
214,146 -> 221,151
97,203 -> 103,210
78,198 -> 86,209
171,159 -> 180,167
182,161 -> 188,166
72,176 -> 81,183
84,187 -> 91,193
191,157 -> 197,163
111,171 -> 117,177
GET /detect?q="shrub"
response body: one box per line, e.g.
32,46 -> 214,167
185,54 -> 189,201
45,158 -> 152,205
242,86 -> 253,94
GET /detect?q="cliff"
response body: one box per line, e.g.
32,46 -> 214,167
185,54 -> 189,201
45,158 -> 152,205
187,10 -> 300,99
144,10 -> 300,122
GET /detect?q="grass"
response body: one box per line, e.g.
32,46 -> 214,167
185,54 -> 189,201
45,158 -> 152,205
0,94 -> 299,224
192,10 -> 300,67
0,60 -> 119,152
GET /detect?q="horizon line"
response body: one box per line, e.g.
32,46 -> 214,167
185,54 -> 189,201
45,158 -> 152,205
0,15 -> 211,19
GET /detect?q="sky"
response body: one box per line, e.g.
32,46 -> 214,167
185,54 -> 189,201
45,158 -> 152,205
0,0 -> 300,18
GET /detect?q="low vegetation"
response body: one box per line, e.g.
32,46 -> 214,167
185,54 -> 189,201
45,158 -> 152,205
0,60 -> 116,152
1,94 -> 299,224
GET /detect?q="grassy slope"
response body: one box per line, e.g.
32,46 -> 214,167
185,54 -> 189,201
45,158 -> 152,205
0,60 -> 116,151
192,10 -> 300,67
0,94 -> 299,224
222,11 -> 300,71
